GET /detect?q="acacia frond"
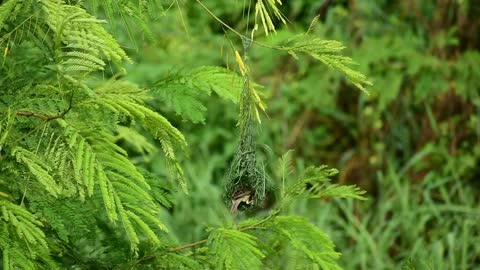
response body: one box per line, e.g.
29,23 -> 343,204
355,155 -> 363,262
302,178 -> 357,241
281,36 -> 372,93
40,0 -> 131,75
153,66 -> 244,123
301,166 -> 367,200
0,0 -> 21,32
160,253 -> 204,269
0,200 -> 57,269
13,147 -> 62,197
90,79 -> 188,191
208,228 -> 265,270
57,119 -> 168,251
278,149 -> 295,196
115,126 -> 156,155
82,0 -> 166,42
0,0 -> 372,268
0,201 -> 48,249
0,109 -> 14,151
281,165 -> 366,205
268,216 -> 342,270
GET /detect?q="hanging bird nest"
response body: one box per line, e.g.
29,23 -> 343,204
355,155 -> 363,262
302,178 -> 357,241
224,71 -> 267,214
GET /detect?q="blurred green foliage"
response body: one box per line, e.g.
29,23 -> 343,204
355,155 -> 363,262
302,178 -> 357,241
1,0 -> 479,269
122,0 -> 480,269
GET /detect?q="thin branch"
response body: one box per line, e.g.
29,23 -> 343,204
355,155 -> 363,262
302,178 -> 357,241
168,239 -> 208,252
195,0 -> 248,41
133,211 -> 278,268
16,90 -> 74,121
132,239 -> 208,264
194,0 -> 276,50
16,111 -> 62,121
16,105 -> 72,121
168,211 -> 277,253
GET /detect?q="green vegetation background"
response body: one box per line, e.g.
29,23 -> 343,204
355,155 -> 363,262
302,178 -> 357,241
1,0 -> 479,269
131,1 -> 478,269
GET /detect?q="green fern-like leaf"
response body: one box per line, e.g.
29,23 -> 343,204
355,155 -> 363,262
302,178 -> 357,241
268,216 -> 342,270
40,0 -> 131,75
0,201 -> 48,249
160,252 -> 204,270
0,200 -> 57,269
208,228 -> 265,270
56,118 -> 168,251
89,79 -> 188,191
284,165 -> 366,202
304,166 -> 367,200
153,66 -> 243,123
280,36 -> 372,93
0,0 -> 20,32
12,147 -> 62,197
278,149 -> 295,197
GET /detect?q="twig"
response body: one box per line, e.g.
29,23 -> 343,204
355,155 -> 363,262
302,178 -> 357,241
132,239 -> 209,265
16,91 -> 74,121
16,110 -> 66,121
133,213 -> 276,267
168,211 -> 277,253
194,0 -> 277,50
168,239 -> 208,252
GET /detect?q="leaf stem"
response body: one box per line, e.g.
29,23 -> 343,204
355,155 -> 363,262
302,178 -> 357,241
168,239 -> 208,252
15,90 -> 74,121
194,0 -> 276,50
168,211 -> 278,253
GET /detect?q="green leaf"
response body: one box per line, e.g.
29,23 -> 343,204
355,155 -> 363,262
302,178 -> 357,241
280,36 -> 372,93
268,216 -> 342,270
152,66 -> 243,123
208,228 -> 265,270
285,165 -> 366,201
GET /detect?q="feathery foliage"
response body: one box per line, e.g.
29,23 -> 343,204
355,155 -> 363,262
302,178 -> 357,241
0,0 -> 185,264
285,165 -> 367,201
0,0 -> 372,268
268,216 -> 342,270
152,66 -> 244,123
208,228 -> 265,270
280,36 -> 373,93
0,200 -> 55,270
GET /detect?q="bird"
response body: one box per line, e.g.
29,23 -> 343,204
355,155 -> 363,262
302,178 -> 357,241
230,189 -> 254,214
